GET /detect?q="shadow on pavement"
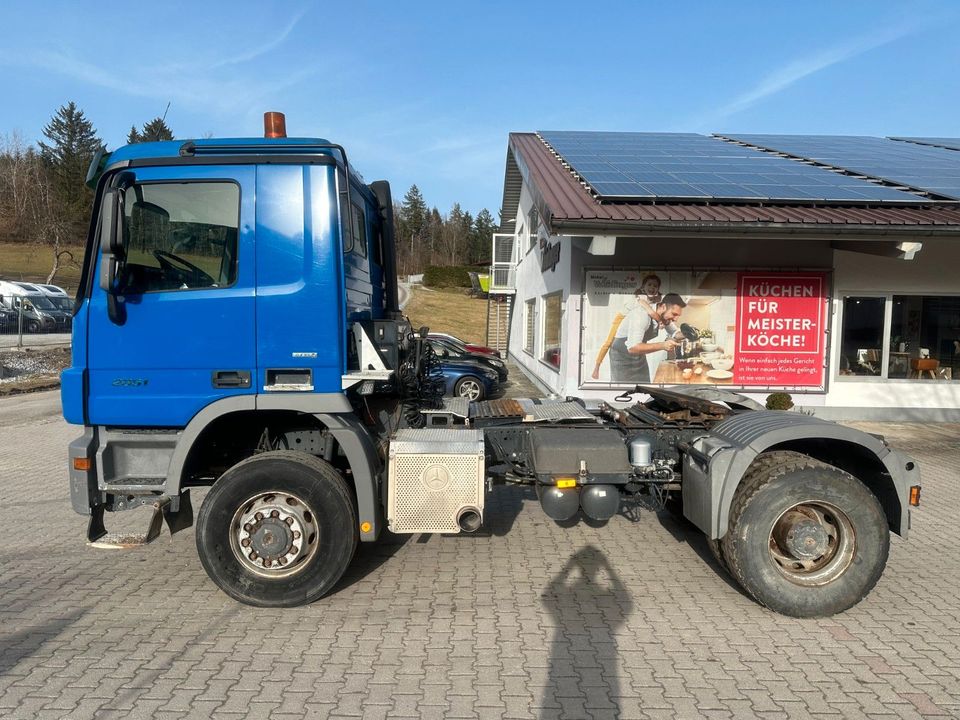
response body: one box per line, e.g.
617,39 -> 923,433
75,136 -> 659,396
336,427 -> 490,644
331,530 -> 412,594
539,546 -> 633,720
653,508 -> 752,599
0,608 -> 86,676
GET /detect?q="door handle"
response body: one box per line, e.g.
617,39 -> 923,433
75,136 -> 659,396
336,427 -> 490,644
212,370 -> 251,388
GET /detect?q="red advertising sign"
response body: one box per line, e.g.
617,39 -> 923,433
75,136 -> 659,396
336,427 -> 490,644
735,273 -> 828,388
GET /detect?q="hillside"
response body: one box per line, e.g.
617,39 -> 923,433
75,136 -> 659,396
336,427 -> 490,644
403,286 -> 489,345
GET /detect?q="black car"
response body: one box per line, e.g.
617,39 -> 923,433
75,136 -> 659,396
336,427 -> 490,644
427,338 -> 508,382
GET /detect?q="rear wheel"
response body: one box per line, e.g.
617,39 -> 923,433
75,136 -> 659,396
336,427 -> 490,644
721,452 -> 889,618
455,375 -> 485,401
196,451 -> 358,607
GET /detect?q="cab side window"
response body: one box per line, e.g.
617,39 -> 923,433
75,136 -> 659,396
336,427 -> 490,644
350,203 -> 368,258
120,182 -> 240,293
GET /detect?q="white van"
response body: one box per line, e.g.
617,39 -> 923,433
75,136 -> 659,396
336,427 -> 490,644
0,280 -> 62,332
36,283 -> 74,314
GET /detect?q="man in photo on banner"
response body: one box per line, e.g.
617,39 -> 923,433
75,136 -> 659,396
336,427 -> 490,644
618,293 -> 687,383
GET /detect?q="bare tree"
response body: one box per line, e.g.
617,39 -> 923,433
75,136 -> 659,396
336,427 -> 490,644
0,133 -> 77,283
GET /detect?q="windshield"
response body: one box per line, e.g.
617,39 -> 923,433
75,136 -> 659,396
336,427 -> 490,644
28,295 -> 56,310
51,297 -> 73,310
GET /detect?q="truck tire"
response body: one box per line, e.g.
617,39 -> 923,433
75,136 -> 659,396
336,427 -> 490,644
196,450 -> 358,608
709,450 -> 808,576
720,452 -> 889,618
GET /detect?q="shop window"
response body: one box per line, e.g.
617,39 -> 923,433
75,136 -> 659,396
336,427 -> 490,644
524,299 -> 536,354
838,297 -> 885,376
541,293 -> 562,369
888,295 -> 960,381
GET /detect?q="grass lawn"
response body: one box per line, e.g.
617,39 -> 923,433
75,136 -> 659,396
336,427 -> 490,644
404,286 -> 489,345
0,243 -> 85,292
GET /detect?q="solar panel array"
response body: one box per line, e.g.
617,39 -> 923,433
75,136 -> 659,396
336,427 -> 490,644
724,134 -> 960,201
537,130 -> 927,204
890,137 -> 960,152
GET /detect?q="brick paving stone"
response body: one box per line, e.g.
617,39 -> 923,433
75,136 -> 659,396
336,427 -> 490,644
1,404 -> 959,718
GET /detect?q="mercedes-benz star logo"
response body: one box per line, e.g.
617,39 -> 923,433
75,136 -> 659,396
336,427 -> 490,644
422,465 -> 450,491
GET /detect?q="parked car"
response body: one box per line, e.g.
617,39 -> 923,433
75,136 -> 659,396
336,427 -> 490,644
0,306 -> 17,332
428,332 -> 501,358
428,337 -> 508,382
427,341 -> 501,400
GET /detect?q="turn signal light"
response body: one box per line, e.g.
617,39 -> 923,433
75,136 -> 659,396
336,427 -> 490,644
555,478 -> 577,489
909,485 -> 921,507
73,457 -> 92,471
360,521 -> 372,533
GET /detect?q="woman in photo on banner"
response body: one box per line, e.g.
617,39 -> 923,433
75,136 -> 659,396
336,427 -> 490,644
591,273 -> 663,380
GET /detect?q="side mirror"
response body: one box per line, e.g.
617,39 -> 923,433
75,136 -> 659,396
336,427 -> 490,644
100,188 -> 126,258
22,300 -> 34,311
98,187 -> 127,324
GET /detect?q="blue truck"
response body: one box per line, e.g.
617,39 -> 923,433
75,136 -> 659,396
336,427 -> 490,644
64,113 -> 921,617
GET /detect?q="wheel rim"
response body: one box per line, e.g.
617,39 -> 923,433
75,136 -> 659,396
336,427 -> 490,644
767,500 -> 855,587
458,379 -> 481,400
229,491 -> 320,578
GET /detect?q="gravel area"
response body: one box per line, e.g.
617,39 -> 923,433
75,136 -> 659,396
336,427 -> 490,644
0,347 -> 70,385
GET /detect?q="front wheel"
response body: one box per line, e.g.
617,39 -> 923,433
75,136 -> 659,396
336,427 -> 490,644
196,451 -> 358,607
454,375 -> 485,401
721,453 -> 889,618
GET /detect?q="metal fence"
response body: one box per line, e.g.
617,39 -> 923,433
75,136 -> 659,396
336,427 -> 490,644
0,294 -> 73,346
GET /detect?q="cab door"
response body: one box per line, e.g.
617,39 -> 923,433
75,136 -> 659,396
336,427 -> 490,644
86,165 -> 256,427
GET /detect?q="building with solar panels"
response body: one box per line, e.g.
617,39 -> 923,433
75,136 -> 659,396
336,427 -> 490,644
490,131 -> 960,420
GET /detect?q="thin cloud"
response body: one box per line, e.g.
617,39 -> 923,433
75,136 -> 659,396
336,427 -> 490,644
1,48 -> 324,122
705,21 -> 929,125
208,4 -> 312,69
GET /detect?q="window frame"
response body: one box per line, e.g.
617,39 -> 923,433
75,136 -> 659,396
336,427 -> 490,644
350,201 -> 368,258
523,298 -> 536,356
118,179 -> 242,295
835,290 -> 960,383
539,290 -> 563,372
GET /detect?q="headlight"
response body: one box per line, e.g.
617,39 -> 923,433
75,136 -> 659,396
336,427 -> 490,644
482,369 -> 498,379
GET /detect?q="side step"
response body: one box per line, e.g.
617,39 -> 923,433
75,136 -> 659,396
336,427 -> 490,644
87,491 -> 194,548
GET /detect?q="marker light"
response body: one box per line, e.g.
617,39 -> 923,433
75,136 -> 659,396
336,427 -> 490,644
73,457 -> 92,471
264,111 -> 287,138
555,478 -> 577,489
909,485 -> 921,507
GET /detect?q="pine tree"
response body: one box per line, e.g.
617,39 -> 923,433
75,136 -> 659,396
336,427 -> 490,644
140,117 -> 174,142
396,185 -> 429,274
37,101 -> 102,225
127,117 -> 174,144
472,208 -> 496,264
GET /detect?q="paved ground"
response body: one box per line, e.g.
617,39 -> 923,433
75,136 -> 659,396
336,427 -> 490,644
1,393 -> 959,719
0,332 -> 71,349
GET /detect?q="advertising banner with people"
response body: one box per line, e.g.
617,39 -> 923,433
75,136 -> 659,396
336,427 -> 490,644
581,269 -> 829,391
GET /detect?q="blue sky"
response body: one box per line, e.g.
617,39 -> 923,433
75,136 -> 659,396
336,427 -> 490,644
2,1 -> 959,218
